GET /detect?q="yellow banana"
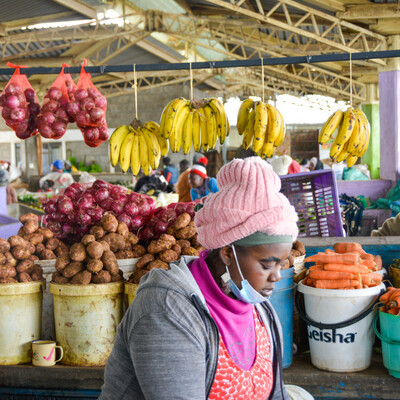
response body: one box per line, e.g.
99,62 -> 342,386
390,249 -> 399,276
354,109 -> 370,158
334,108 -> 356,145
139,132 -> 151,176
273,109 -> 286,147
237,98 -> 254,135
198,108 -> 209,152
160,99 -> 175,136
182,112 -> 193,155
130,132 -> 141,176
192,111 -> 201,152
170,102 -> 190,152
119,131 -> 135,172
109,125 -> 130,167
155,133 -> 169,157
242,109 -> 255,150
203,104 -> 217,150
162,97 -> 187,139
208,98 -> 228,144
260,142 -> 275,159
253,101 -> 268,153
318,110 -> 344,144
347,115 -> 363,155
144,120 -> 161,135
143,128 -> 161,169
347,155 -> 358,168
265,104 -> 282,145
335,141 -> 350,163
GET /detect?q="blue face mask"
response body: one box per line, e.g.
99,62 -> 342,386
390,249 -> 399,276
220,245 -> 268,304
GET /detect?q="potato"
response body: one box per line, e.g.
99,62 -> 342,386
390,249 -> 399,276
281,259 -> 290,270
175,226 -> 197,240
86,241 -> 104,260
111,273 -> 123,282
102,250 -> 119,275
46,238 -> 60,251
129,269 -> 148,284
18,272 -> 32,282
31,265 -> 43,281
181,247 -> 199,257
91,270 -> 111,284
81,234 -> 96,246
115,250 -> 130,259
4,252 -> 17,267
159,249 -> 178,263
27,242 -> 35,255
131,244 -> 147,258
28,255 -> 39,262
16,259 -> 34,273
23,219 -> 39,235
17,227 -> 25,236
8,235 -> 27,248
24,233 -> 44,245
166,226 -> 175,235
177,240 -> 191,249
173,213 -> 191,230
195,246 -> 206,253
20,213 -> 39,224
87,259 -> 103,273
55,246 -> 69,257
103,233 -> 125,252
12,246 -> 31,260
58,241 -> 69,254
90,226 -> 106,240
188,221 -> 195,228
147,240 -> 171,255
159,234 -> 176,246
98,240 -> 110,252
126,232 -> 139,245
55,254 -> 70,272
292,240 -> 305,255
71,270 -> 92,285
101,214 -> 118,233
0,265 -> 17,279
124,241 -> 132,251
0,253 -> 6,265
62,262 -> 83,278
191,234 -> 201,248
69,243 -> 86,262
103,260 -> 119,276
35,243 -> 45,255
40,249 -> 56,260
290,249 -> 302,258
0,238 -> 10,253
136,254 -> 155,269
117,222 -> 129,237
37,227 -> 54,239
171,244 -> 182,256
147,260 -> 169,271
288,255 -> 294,267
0,278 -> 17,284
52,272 -> 70,284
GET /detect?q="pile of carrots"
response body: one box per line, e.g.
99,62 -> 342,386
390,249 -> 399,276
303,242 -> 383,290
379,287 -> 400,316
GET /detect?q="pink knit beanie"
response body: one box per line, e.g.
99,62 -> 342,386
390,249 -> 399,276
194,157 -> 298,249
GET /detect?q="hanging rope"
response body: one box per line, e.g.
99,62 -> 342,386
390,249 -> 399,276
189,61 -> 194,101
261,58 -> 265,103
349,52 -> 353,108
133,64 -> 138,119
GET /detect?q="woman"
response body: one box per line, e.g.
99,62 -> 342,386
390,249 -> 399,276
308,157 -> 323,171
190,157 -> 219,200
99,157 -> 305,400
176,159 -> 192,202
162,157 -> 179,185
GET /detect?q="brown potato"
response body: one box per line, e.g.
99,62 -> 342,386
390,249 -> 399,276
131,244 -> 147,258
190,234 -> 201,248
104,260 -> 119,276
16,259 -> 34,273
26,242 -> 35,255
90,225 -> 106,240
0,278 -> 17,284
177,240 -> 191,249
31,265 -> 43,281
46,238 -> 60,251
0,265 -> 17,279
195,246 -> 206,253
117,222 -> 129,237
58,241 -> 69,253
81,234 -> 96,246
55,246 -> 68,257
0,253 -> 6,265
69,243 -> 86,262
171,244 -> 181,256
103,233 -> 125,252
24,233 -> 44,245
181,247 -> 199,257
101,214 -> 118,233
86,241 -> 104,260
124,241 -> 132,251
18,272 -> 32,282
166,226 -> 175,235
175,226 -> 197,240
126,232 -> 139,245
115,250 -> 129,259
20,213 -> 38,224
62,262 -> 83,278
40,249 -> 56,260
159,234 -> 176,246
102,250 -> 118,275
52,272 -> 70,284
12,246 -> 31,260
292,240 -> 305,255
147,260 -> 169,271
173,213 -> 191,230
4,252 -> 17,267
37,227 -> 54,239
281,259 -> 290,270
91,270 -> 111,284
71,270 -> 92,285
188,221 -> 195,228
87,259 -> 103,273
147,240 -> 171,255
55,254 -> 70,272
288,255 -> 294,266
28,255 -> 39,262
110,273 -> 123,282
136,254 -> 155,269
35,243 -> 46,255
0,238 -> 10,253
8,235 -> 27,248
159,249 -> 178,263
23,219 -> 39,235
290,249 -> 302,258
129,268 -> 148,284
98,240 -> 110,252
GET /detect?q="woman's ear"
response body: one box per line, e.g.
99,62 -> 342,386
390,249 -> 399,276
219,246 -> 233,266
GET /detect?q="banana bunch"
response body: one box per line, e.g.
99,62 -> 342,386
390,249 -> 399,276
237,99 -> 285,159
109,119 -> 168,176
159,97 -> 229,153
319,107 -> 370,167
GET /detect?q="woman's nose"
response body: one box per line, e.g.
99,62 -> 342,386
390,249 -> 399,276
269,268 -> 281,282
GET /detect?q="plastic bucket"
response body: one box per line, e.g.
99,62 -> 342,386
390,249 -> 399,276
374,310 -> 400,379
389,266 -> 400,288
125,282 -> 139,307
269,268 -> 296,368
296,281 -> 384,372
0,281 -> 45,365
50,281 -> 123,366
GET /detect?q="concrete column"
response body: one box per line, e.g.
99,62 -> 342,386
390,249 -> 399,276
23,136 -> 39,180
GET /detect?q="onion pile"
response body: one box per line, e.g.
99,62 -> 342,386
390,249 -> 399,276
41,180 -> 156,242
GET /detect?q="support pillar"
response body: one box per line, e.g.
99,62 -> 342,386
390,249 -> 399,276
23,136 -> 39,180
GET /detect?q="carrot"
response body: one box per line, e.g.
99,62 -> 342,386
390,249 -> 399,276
361,273 -> 383,286
388,308 -> 400,315
374,255 -> 382,271
360,260 -> 376,269
389,296 -> 400,308
309,265 -> 323,271
315,279 -> 360,289
389,289 -> 400,301
379,287 -> 398,303
304,253 -> 360,265
343,286 -> 358,290
309,270 -> 356,280
333,242 -> 366,255
325,248 -> 335,254
360,253 -> 374,261
356,273 -> 363,289
323,263 -> 369,274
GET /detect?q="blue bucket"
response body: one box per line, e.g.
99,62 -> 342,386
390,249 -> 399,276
269,267 -> 295,368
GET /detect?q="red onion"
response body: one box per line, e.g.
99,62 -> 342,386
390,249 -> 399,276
38,123 -> 53,138
0,95 -> 6,107
69,182 -> 84,192
28,102 -> 40,116
52,120 -> 67,136
154,220 -> 168,235
98,125 -> 109,140
89,107 -> 104,122
46,220 -> 62,233
10,108 -> 27,122
93,187 -> 109,203
77,212 -> 91,225
57,196 -> 74,214
114,194 -> 128,205
110,185 -> 127,198
174,203 -> 188,215
80,97 -> 95,111
83,126 -> 99,141
1,108 -> 10,119
75,225 -> 90,236
47,87 -> 62,101
75,89 -> 88,101
5,84 -> 22,96
76,112 -> 90,126
110,202 -> 124,215
6,95 -> 21,109
55,108 -> 69,122
100,198 -> 114,211
131,215 -> 145,230
117,212 -> 132,227
87,87 -> 98,99
15,122 -> 29,134
87,207 -> 104,222
77,194 -> 95,211
139,226 -> 155,242
43,100 -> 58,113
24,88 -> 36,102
42,111 -> 56,125
66,101 -> 80,117
62,223 -> 73,234
159,209 -> 178,223
124,203 -> 139,218
95,95 -> 107,108
92,179 -> 109,190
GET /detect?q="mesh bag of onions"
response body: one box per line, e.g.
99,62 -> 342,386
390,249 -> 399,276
66,59 -> 109,148
0,63 -> 41,139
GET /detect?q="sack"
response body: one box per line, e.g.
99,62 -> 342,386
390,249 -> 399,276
0,63 -> 40,139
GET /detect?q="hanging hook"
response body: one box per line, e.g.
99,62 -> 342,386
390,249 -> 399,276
306,55 -> 312,63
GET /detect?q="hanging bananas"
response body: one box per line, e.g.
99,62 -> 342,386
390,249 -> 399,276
159,97 -> 230,153
109,118 -> 164,176
237,99 -> 285,159
319,107 -> 370,167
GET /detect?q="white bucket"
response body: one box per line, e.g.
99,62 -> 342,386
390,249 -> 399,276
297,281 -> 385,372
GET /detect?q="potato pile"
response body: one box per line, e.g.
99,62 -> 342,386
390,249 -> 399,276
288,240 -> 305,267
52,214 -> 142,284
128,213 -> 205,284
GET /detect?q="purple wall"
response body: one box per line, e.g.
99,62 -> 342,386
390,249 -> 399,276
337,179 -> 393,201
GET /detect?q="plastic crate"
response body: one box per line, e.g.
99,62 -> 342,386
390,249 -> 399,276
280,170 -> 344,237
0,214 -> 22,238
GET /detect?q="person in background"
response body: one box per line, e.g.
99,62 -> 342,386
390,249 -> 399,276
308,157 -> 323,171
99,157 -> 314,400
189,157 -> 219,200
176,159 -> 192,203
38,179 -> 55,193
299,159 -> 310,172
371,213 -> 400,236
288,158 -> 301,174
0,169 -> 17,205
162,157 -> 179,185
52,160 -> 64,173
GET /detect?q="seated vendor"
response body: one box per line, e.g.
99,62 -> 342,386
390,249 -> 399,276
189,157 -> 219,200
371,214 -> 400,236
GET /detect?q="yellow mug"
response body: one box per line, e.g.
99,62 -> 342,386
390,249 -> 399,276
32,340 -> 63,367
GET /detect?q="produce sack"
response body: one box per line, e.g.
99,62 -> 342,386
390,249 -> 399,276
37,64 -> 72,139
66,59 -> 109,147
0,63 -> 41,139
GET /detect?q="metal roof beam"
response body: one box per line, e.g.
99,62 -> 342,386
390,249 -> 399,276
338,4 -> 400,20
51,0 -> 98,19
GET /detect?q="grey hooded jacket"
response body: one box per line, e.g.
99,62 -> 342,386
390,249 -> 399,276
99,256 -> 289,400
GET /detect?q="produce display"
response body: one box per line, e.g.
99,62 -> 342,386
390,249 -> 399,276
379,287 -> 400,315
159,97 -> 229,153
288,240 -> 306,267
109,118 -> 168,175
318,107 -> 370,167
303,242 -> 382,289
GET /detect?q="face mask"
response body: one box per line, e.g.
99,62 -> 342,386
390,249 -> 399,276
220,245 -> 268,304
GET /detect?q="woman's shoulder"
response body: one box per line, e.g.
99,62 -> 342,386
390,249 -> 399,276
208,177 -> 219,191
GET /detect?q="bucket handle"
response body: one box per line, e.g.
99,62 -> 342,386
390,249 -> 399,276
373,312 -> 400,346
295,289 -> 385,330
